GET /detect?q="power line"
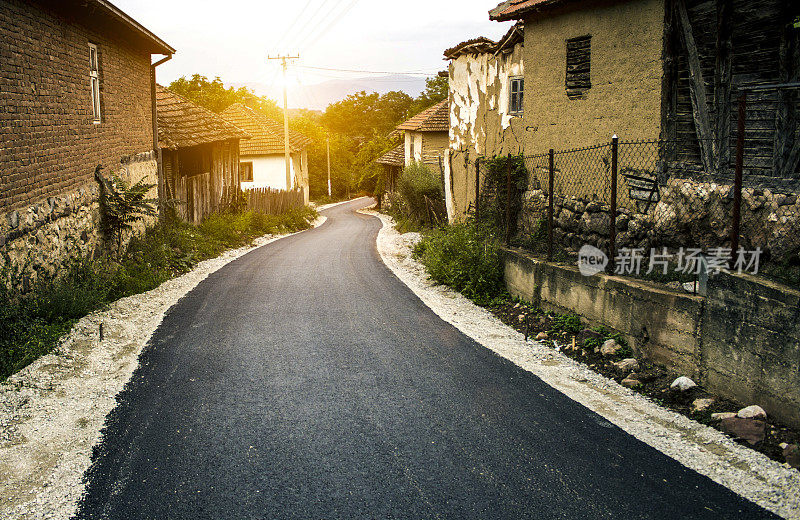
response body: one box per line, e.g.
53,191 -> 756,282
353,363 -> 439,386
283,0 -> 346,52
275,0 -> 316,51
299,0 -> 361,52
297,65 -> 441,76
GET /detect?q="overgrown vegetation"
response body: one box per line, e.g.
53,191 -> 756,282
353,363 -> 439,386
386,163 -> 446,231
477,155 -> 528,241
0,207 -> 317,380
413,222 -> 505,305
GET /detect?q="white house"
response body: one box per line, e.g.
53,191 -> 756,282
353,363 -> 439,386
395,99 -> 450,170
220,103 -> 311,202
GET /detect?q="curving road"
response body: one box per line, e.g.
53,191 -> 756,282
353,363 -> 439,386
75,198 -> 777,519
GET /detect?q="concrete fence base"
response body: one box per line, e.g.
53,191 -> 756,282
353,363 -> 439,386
504,247 -> 800,428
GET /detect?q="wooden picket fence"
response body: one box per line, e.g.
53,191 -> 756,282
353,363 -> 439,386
222,186 -> 305,215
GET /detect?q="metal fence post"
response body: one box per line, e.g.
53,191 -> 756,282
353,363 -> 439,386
730,93 -> 746,267
548,149 -> 555,262
505,157 -> 512,245
474,157 -> 481,223
610,135 -> 618,273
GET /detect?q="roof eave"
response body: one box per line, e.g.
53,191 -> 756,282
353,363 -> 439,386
91,0 -> 175,54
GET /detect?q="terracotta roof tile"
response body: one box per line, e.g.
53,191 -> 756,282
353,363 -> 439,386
443,22 -> 523,59
156,86 -> 250,150
376,143 -> 404,167
489,0 -> 575,21
443,37 -> 497,59
219,103 -> 312,156
396,100 -> 449,133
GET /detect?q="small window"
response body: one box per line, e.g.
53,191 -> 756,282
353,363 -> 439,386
409,138 -> 415,162
240,162 -> 253,182
566,35 -> 591,99
509,77 -> 524,114
88,43 -> 101,122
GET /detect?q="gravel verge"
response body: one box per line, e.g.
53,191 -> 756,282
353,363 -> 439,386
363,208 -> 800,520
0,216 -> 326,520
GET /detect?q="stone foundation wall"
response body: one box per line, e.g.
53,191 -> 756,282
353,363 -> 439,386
1,154 -> 157,289
518,177 -> 800,262
504,247 -> 800,428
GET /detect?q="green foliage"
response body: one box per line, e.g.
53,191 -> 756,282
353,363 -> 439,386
409,75 -> 448,114
549,313 -> 583,334
94,167 -> 157,257
393,162 -> 446,228
168,74 -> 280,117
0,207 -> 317,380
477,155 -> 528,239
413,222 -> 505,305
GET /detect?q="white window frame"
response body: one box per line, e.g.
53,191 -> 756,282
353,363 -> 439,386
89,43 -> 101,123
509,76 -> 524,115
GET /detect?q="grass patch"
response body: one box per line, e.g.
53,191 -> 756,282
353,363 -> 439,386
0,207 -> 317,380
413,222 -> 505,306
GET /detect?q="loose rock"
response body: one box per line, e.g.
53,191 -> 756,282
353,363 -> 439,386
783,444 -> 800,469
719,417 -> 766,446
535,332 -> 548,341
691,398 -> 715,413
612,358 -> 639,375
737,405 -> 767,421
710,412 -> 737,422
621,377 -> 641,389
670,376 -> 697,392
600,339 -> 622,357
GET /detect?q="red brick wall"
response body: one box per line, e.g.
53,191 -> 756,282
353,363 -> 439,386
0,0 -> 156,212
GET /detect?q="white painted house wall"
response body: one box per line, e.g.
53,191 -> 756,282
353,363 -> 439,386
241,154 -> 297,191
404,131 -> 424,165
449,43 -> 524,154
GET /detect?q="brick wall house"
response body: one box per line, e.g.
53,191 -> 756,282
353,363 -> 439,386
0,0 -> 174,287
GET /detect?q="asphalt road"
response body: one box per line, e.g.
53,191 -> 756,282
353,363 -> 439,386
75,198 -> 778,519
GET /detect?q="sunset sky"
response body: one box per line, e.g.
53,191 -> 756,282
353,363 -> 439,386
114,0 -> 513,105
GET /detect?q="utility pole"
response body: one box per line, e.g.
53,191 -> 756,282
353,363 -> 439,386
268,54 -> 299,191
326,136 -> 332,197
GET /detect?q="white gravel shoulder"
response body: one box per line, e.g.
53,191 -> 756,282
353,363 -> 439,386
362,208 -> 800,520
312,196 -> 369,212
0,216 -> 326,520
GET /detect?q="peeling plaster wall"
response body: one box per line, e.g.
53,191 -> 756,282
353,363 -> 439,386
448,41 -> 525,220
522,0 -> 664,154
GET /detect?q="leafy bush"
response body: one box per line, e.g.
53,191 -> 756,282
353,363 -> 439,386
0,206 -> 317,380
395,162 -> 445,227
477,155 -> 527,239
550,313 -> 583,334
413,222 -> 505,305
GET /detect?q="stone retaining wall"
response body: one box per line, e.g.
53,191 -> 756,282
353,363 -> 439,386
1,153 -> 157,290
518,177 -> 800,263
504,247 -> 800,428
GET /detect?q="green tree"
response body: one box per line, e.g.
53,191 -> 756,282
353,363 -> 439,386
410,75 -> 448,114
168,74 -> 281,118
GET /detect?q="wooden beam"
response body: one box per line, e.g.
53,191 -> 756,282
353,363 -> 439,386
660,0 -> 678,164
714,0 -> 732,173
774,5 -> 800,178
676,0 -> 716,173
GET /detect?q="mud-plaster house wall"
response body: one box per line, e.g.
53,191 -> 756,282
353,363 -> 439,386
0,0 -> 159,285
448,40 -> 525,219
522,0 -> 664,154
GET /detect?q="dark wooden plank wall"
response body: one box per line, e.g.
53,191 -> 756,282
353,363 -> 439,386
164,139 -> 243,224
668,0 -> 799,185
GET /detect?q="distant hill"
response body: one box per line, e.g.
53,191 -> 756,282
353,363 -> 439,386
232,74 -> 428,112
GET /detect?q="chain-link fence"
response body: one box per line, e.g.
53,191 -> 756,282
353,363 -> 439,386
465,138 -> 800,289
